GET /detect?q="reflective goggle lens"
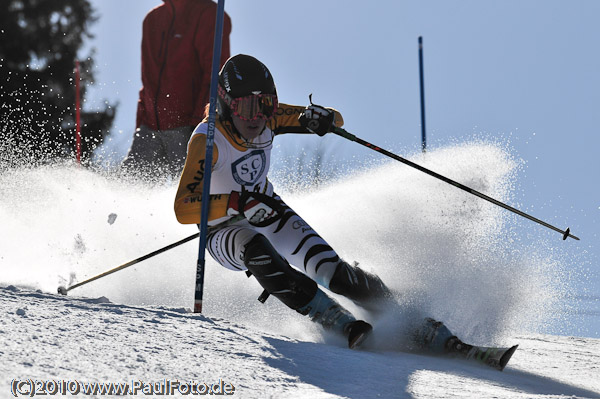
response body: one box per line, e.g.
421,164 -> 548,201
230,94 -> 278,121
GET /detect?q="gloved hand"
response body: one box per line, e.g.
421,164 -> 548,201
299,99 -> 335,136
227,191 -> 278,227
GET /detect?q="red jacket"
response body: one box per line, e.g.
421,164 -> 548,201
136,0 -> 231,131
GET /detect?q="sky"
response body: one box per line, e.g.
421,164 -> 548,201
83,1 -> 599,294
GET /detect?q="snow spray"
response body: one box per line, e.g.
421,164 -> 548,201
0,141 -> 580,345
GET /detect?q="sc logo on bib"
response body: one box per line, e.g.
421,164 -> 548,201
231,150 -> 266,185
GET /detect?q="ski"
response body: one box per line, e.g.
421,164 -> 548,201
446,336 -> 518,371
466,344 -> 519,371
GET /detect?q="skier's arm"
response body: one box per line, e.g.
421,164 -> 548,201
174,133 -> 231,225
269,103 -> 343,135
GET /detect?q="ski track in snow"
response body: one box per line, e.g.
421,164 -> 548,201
1,142 -> 597,398
1,285 -> 599,399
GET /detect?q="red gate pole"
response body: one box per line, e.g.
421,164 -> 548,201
75,60 -> 81,164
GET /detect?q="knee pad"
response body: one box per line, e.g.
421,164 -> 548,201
244,234 -> 317,310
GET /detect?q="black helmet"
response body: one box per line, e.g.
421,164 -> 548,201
217,54 -> 277,120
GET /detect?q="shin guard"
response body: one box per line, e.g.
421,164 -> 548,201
243,234 -> 317,310
328,261 -> 393,312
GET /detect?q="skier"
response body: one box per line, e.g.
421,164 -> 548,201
174,54 -> 517,368
174,53 -> 386,348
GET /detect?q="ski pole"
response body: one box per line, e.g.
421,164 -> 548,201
332,126 -> 579,241
57,215 -> 244,295
57,233 -> 199,295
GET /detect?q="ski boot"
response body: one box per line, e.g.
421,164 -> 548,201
414,317 -> 455,353
415,318 -> 518,371
345,320 -> 373,349
298,288 -> 373,349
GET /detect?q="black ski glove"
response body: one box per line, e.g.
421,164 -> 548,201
299,96 -> 336,136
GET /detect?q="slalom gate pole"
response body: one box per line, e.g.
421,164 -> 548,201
74,60 -> 82,164
418,36 -> 427,153
332,127 -> 579,241
57,215 -> 244,296
194,0 -> 226,313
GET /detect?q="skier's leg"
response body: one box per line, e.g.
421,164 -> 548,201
206,224 -> 371,347
253,198 -> 341,288
328,260 -> 394,313
256,195 -> 393,313
206,223 -> 257,271
243,233 -> 372,348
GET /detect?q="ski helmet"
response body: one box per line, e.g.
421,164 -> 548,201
217,54 -> 278,121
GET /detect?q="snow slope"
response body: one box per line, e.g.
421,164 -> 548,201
1,142 -> 597,398
2,285 -> 599,398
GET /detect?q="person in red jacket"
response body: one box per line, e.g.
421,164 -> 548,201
123,0 -> 232,179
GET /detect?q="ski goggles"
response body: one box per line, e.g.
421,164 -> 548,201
219,87 -> 278,121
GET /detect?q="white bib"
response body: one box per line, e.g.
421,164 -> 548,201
192,123 -> 274,196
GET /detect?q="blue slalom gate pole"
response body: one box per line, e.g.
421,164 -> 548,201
195,0 -> 226,313
418,36 -> 427,153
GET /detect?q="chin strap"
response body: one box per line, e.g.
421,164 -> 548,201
221,116 -> 274,149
